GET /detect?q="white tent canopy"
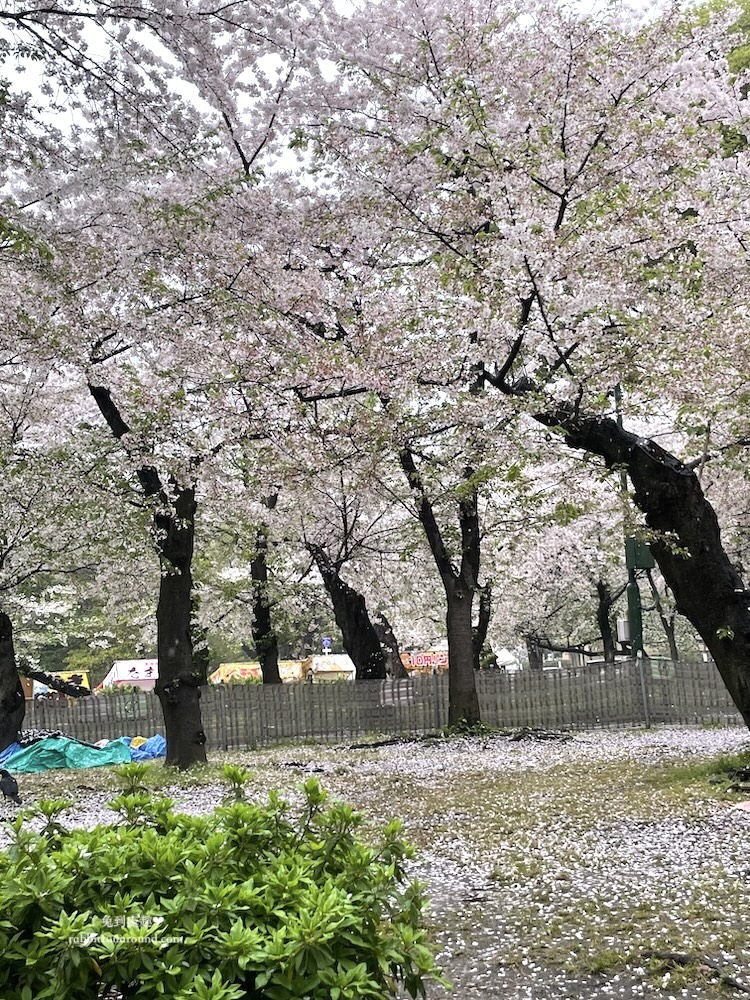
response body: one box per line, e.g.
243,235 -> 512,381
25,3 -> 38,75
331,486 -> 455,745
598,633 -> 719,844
304,654 -> 356,682
100,659 -> 158,691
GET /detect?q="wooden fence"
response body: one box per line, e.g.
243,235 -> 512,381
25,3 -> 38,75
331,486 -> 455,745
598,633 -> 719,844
25,658 -> 743,750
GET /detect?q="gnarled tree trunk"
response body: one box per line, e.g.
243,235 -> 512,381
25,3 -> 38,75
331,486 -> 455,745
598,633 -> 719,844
472,584 -> 492,672
373,612 -> 409,678
308,544 -> 387,679
89,382 -> 207,768
446,578 -> 481,725
543,407 -> 750,728
526,638 -> 544,671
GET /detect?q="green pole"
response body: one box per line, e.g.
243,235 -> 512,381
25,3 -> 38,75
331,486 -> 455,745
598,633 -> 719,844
626,573 -> 644,656
616,384 -> 645,657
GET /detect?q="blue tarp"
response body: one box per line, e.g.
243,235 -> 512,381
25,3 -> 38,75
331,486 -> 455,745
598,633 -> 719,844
130,734 -> 167,761
0,742 -> 22,767
0,734 -> 167,772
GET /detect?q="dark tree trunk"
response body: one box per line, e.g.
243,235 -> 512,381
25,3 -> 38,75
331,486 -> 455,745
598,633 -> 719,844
542,407 -> 750,728
251,524 -> 281,684
89,382 -> 207,768
0,612 -> 24,753
526,638 -> 544,670
154,486 -> 207,769
308,544 -> 387,679
596,580 -> 617,664
399,449 -> 482,725
373,612 -> 409,678
446,579 -> 481,726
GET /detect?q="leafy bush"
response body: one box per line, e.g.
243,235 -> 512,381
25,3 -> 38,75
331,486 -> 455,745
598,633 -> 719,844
0,767 -> 443,1000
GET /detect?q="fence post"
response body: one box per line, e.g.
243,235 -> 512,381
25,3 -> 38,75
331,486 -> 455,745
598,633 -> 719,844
218,686 -> 228,750
637,652 -> 651,728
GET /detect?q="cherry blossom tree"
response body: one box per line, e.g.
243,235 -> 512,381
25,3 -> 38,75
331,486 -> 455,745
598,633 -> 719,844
493,508 -> 628,664
0,182 -> 143,745
1,0 -> 341,763
0,347 -> 141,748
289,407 -> 413,680
306,0 -> 750,725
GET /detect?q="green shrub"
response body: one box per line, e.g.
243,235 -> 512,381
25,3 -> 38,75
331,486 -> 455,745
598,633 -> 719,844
0,767 -> 444,1000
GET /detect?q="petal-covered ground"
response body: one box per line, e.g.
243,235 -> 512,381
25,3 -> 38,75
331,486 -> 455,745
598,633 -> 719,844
3,726 -> 750,998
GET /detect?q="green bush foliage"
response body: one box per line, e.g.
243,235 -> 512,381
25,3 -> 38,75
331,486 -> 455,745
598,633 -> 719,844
0,766 -> 443,1000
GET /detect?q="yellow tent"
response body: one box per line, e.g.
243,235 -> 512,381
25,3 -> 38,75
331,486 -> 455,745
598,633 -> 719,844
209,662 -> 262,683
278,660 -> 305,682
208,660 -> 305,684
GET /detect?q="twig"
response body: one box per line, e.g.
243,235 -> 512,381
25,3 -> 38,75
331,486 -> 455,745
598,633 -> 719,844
644,950 -> 750,994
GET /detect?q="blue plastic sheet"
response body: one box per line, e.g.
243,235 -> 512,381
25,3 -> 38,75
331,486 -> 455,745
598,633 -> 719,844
0,742 -> 22,767
0,734 -> 166,772
130,734 -> 166,761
